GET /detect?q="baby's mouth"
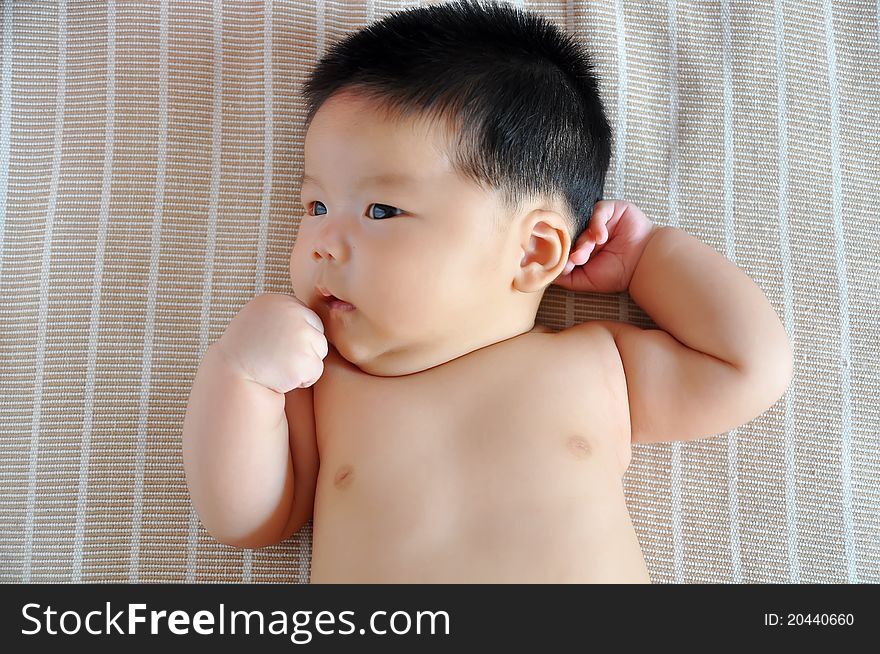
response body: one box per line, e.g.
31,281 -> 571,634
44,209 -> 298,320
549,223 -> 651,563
326,296 -> 356,311
318,287 -> 356,311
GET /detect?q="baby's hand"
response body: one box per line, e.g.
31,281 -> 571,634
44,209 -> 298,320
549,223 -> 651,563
553,199 -> 657,294
213,293 -> 328,394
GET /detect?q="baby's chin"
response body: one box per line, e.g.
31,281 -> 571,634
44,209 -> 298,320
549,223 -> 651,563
328,329 -> 418,377
322,319 -> 369,364
329,338 -> 381,375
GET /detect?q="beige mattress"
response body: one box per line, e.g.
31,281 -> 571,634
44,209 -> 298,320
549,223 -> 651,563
1,0 -> 877,583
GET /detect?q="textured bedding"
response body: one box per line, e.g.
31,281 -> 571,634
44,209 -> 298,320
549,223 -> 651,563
1,0 -> 877,583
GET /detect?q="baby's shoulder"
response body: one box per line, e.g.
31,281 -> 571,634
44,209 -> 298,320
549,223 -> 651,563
553,321 -> 629,395
555,320 -> 624,367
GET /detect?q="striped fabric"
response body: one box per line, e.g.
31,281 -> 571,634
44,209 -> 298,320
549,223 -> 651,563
0,0 -> 877,584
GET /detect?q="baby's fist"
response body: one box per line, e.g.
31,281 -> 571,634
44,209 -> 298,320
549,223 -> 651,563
214,293 -> 328,394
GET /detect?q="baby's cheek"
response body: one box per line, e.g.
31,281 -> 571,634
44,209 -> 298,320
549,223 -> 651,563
391,295 -> 427,329
288,243 -> 309,300
379,291 -> 434,338
374,256 -> 451,330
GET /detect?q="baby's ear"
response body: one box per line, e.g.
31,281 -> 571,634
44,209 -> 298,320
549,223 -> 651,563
515,212 -> 569,292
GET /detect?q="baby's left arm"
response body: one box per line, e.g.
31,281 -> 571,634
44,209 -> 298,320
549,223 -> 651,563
559,201 -> 793,444
615,225 -> 793,442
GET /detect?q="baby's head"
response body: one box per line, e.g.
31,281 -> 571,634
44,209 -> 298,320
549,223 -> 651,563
290,0 -> 612,375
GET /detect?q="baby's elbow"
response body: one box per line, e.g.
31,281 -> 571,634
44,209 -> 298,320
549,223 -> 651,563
201,518 -> 287,550
743,335 -> 794,409
768,331 -> 795,399
211,529 -> 275,550
212,514 -> 309,549
778,340 -> 795,396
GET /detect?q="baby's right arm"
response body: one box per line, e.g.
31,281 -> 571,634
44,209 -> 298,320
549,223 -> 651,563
182,345 -> 294,548
181,294 -> 327,549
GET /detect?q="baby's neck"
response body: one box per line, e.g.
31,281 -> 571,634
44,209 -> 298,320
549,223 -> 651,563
348,315 -> 540,377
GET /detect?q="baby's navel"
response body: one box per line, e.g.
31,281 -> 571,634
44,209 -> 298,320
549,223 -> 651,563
566,435 -> 592,459
333,464 -> 355,489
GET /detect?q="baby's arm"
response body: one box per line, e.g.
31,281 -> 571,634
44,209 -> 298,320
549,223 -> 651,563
182,343 -> 297,548
598,226 -> 793,443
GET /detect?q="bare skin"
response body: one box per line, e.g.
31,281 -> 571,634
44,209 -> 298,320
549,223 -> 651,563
297,323 -> 650,583
283,91 -> 646,581
183,89 -> 792,584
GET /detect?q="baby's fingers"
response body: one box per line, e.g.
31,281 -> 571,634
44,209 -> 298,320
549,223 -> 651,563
563,216 -> 602,275
589,200 -> 618,242
310,331 -> 329,359
591,217 -> 608,245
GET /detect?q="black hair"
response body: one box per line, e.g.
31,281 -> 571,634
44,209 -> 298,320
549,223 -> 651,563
301,0 -> 612,246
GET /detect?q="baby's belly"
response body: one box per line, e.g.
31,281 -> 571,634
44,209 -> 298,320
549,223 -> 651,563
309,446 -> 651,584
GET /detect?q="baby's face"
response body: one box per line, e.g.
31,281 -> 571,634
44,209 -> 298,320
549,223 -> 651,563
290,91 -> 518,373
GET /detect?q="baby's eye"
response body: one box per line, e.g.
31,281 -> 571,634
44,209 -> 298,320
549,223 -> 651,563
305,201 -> 327,216
367,203 -> 403,220
303,201 -> 402,220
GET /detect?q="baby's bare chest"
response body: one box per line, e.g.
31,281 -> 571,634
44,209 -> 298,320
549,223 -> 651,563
307,335 -> 642,582
312,335 -> 631,500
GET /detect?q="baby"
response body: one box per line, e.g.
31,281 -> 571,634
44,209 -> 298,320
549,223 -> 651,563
182,1 -> 793,583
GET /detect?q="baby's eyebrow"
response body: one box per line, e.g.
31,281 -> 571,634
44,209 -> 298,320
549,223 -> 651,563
301,172 -> 418,189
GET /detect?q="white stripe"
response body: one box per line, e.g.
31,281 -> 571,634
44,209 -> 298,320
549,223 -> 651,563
189,0 -> 223,577
0,1 -> 13,267
176,1 -> 199,586
83,0 -> 124,581
254,0 -> 273,297
129,0 -> 169,582
719,0 -> 742,584
613,0 -> 629,326
66,0 -> 115,579
203,0 -> 222,372
562,1 -> 575,328
318,1 -> 326,61
80,0 -> 122,581
613,0 -> 628,200
821,0 -> 856,583
241,0 -> 278,582
242,548 -> 253,584
772,0 -> 800,583
23,0 -> 67,583
666,0 -> 684,584
188,0 -> 225,581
